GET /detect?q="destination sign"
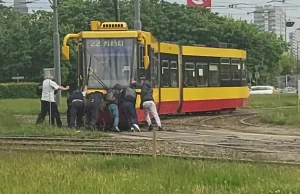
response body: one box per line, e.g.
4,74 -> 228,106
89,39 -> 124,47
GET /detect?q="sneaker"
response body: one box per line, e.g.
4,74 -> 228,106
130,127 -> 135,132
132,124 -> 141,132
114,126 -> 120,132
158,127 -> 164,131
148,124 -> 153,131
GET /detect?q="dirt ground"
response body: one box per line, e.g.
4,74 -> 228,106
111,110 -> 300,163
14,110 -> 300,163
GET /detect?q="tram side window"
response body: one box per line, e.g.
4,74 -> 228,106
231,58 -> 241,80
220,58 -> 230,80
161,60 -> 170,87
184,62 -> 195,87
170,61 -> 178,87
242,60 -> 247,80
138,45 -> 145,81
196,62 -> 208,86
151,56 -> 159,87
209,63 -> 219,86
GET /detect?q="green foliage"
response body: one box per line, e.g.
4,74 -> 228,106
279,54 -> 295,75
0,1 -> 287,87
0,83 -> 39,99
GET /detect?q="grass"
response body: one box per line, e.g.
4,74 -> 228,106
0,97 -> 68,115
245,94 -> 300,126
0,108 -> 107,138
0,152 -> 300,194
0,97 -> 106,137
260,107 -> 300,126
247,93 -> 297,108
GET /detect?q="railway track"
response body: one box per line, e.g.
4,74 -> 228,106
0,137 -> 300,166
8,107 -> 300,166
1,136 -> 300,166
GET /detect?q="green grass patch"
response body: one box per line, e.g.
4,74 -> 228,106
247,94 -> 297,108
1,152 -> 300,194
0,97 -> 68,115
260,107 -> 300,126
0,109 -> 107,138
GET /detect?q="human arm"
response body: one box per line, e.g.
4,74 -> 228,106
49,80 -> 69,91
58,86 -> 69,91
131,78 -> 142,89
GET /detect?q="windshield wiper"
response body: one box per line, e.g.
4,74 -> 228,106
87,55 -> 109,90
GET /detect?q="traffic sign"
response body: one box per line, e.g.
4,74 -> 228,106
11,76 -> 24,80
255,72 -> 260,79
248,72 -> 252,80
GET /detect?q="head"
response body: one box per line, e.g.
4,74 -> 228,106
113,83 -> 122,90
44,75 -> 54,80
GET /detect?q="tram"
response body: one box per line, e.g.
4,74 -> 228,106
62,21 -> 249,127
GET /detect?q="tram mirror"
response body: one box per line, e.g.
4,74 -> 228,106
62,46 -> 70,60
143,56 -> 150,69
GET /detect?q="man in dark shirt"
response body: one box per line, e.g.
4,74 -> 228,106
85,91 -> 104,131
131,78 -> 163,131
67,85 -> 87,129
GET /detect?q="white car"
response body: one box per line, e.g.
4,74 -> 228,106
249,86 -> 276,95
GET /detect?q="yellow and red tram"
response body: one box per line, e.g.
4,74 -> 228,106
62,21 -> 249,127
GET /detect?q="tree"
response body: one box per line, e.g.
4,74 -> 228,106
279,54 -> 295,75
0,0 -> 286,87
0,5 -> 32,82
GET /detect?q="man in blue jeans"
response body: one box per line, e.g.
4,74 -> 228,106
104,84 -> 121,132
120,85 -> 141,132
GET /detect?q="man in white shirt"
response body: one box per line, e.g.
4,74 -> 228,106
36,76 -> 69,128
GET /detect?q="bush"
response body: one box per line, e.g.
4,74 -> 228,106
0,82 -> 38,99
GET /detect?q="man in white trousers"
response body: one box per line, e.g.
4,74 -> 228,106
131,78 -> 163,131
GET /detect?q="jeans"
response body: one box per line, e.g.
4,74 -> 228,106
108,104 -> 119,128
122,101 -> 138,126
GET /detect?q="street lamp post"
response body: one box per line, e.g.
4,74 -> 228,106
134,0 -> 141,30
52,0 -> 61,106
297,41 -> 299,84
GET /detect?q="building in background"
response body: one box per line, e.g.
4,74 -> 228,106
186,0 -> 211,8
253,5 -> 286,39
289,28 -> 300,57
13,0 -> 28,13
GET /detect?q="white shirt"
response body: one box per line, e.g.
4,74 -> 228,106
41,79 -> 59,102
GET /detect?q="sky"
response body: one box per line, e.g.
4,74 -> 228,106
2,0 -> 300,34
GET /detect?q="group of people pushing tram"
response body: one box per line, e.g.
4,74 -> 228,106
35,75 -> 164,132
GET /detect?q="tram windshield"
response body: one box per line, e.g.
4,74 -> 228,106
84,38 -> 136,89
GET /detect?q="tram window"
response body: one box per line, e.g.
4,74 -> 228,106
132,45 -> 138,80
170,61 -> 178,87
220,58 -> 230,80
151,57 -> 159,87
209,63 -> 219,86
196,62 -> 208,86
138,45 -> 144,68
138,45 -> 145,81
184,62 -> 195,87
231,58 -> 241,80
242,60 -> 247,80
161,60 -> 170,87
